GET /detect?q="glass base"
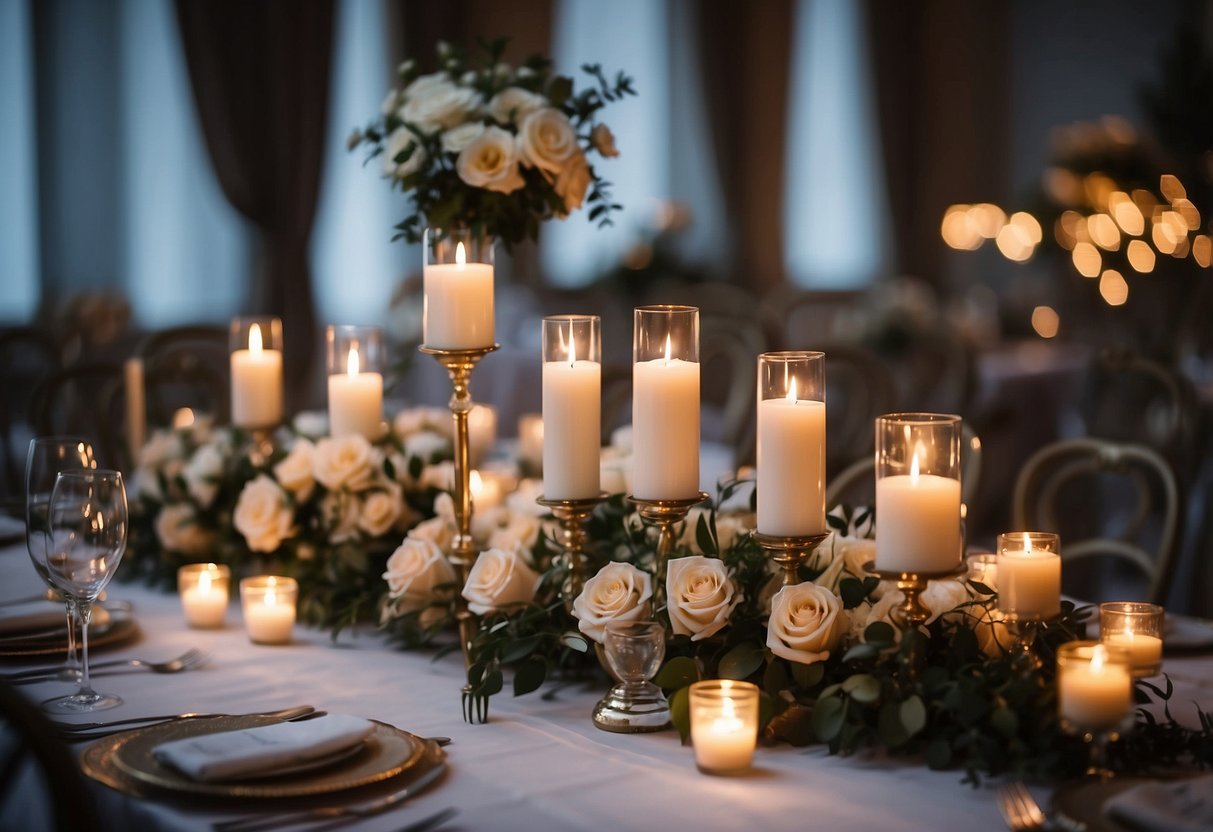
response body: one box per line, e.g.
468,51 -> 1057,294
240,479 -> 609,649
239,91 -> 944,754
41,690 -> 123,714
593,681 -> 671,733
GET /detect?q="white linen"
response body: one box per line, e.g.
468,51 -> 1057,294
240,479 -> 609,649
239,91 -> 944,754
1105,775 -> 1213,832
152,714 -> 373,783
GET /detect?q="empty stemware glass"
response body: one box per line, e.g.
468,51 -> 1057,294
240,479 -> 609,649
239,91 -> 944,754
42,469 -> 127,713
592,620 -> 671,733
25,437 -> 95,680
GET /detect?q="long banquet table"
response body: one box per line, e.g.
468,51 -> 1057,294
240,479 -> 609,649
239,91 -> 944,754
3,542 -> 1212,832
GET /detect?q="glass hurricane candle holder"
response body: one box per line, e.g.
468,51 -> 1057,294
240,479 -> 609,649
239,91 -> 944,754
239,576 -> 297,645
756,351 -> 826,537
996,531 -> 1061,667
631,306 -> 700,501
592,620 -> 670,733
422,228 -> 495,350
542,314 -> 601,500
690,679 -> 760,775
326,325 -> 384,439
874,413 -> 962,574
178,563 -> 230,629
1057,640 -> 1134,780
229,316 -> 283,429
1100,602 -> 1164,678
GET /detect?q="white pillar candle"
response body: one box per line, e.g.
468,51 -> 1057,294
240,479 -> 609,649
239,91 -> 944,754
874,456 -> 961,572
423,242 -> 494,349
178,564 -> 230,629
632,340 -> 700,500
468,405 -> 497,465
998,544 -> 1061,619
543,331 -> 601,499
124,358 -> 146,455
757,379 -> 826,535
231,323 -> 283,428
240,577 -> 296,645
518,413 -> 545,473
1058,644 -> 1132,729
327,345 -> 383,439
1103,632 -> 1163,670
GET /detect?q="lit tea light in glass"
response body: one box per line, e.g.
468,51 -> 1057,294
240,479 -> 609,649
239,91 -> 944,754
690,680 -> 759,775
240,576 -> 297,645
178,563 -> 230,629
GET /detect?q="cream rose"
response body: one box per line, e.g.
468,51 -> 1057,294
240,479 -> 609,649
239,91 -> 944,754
591,123 -> 620,158
292,410 -> 329,439
571,562 -> 653,643
312,434 -> 375,491
767,582 -> 847,664
837,536 -> 878,579
421,462 -> 455,492
487,86 -> 547,125
456,126 -> 525,194
399,73 -> 480,131
866,578 -> 971,629
666,556 -> 740,641
408,516 -> 454,553
518,107 -> 578,173
554,151 -> 591,213
382,538 -> 457,613
486,513 -> 540,554
138,429 -> 184,469
403,430 -> 449,464
461,547 -> 540,615
154,503 -> 212,555
359,488 -> 403,537
273,438 -> 316,501
441,121 -> 486,154
233,475 -> 295,553
382,127 -> 427,180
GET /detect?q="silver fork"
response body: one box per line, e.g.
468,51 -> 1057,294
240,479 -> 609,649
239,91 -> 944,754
998,781 -> 1047,831
3,648 -> 210,684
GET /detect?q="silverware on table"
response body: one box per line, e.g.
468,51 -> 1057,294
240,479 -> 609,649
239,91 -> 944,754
4,647 -> 210,684
998,780 -> 1048,831
54,704 -> 319,741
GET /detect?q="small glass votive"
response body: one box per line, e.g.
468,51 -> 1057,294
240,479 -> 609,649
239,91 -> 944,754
178,563 -> 230,629
229,316 -> 283,429
1100,602 -> 1164,678
689,680 -> 760,775
468,404 -> 497,466
995,532 -> 1061,620
239,576 -> 297,645
325,325 -> 384,440
1057,640 -> 1133,733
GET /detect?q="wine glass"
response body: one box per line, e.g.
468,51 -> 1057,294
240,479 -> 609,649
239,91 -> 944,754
42,469 -> 127,713
25,437 -> 95,680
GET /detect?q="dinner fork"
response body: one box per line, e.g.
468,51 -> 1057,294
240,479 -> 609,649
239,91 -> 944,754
3,648 -> 210,683
998,781 -> 1048,831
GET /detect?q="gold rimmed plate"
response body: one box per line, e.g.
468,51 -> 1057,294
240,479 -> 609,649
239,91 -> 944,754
82,716 -> 427,799
0,613 -> 139,659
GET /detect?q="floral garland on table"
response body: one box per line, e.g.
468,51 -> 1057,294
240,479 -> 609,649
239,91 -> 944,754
124,409 -> 455,630
349,38 -> 633,246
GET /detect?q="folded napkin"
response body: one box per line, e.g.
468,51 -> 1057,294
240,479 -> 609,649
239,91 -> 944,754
1105,775 -> 1213,832
0,604 -> 66,636
153,714 -> 374,783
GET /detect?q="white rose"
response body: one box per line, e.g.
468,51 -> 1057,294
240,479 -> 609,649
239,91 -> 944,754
393,407 -> 429,438
408,516 -> 454,553
505,479 -> 546,517
381,89 -> 401,115
433,491 -> 456,526
461,547 -> 540,615
456,126 -> 525,194
766,582 -> 848,664
382,538 -> 457,613
610,425 -> 633,453
183,443 -> 224,508
138,429 -> 184,469
233,475 -> 295,553
273,438 -> 316,501
487,86 -> 547,125
591,123 -> 620,158
312,434 -> 375,491
359,488 -> 403,537
399,73 -> 480,131
837,536 -> 877,579
421,462 -> 455,492
321,492 -> 361,544
404,430 -> 449,464
553,151 -> 591,213
518,107 -> 578,173
383,127 -> 427,180
973,608 -> 1014,659
666,556 -> 740,641
292,410 -> 329,439
471,505 -> 509,545
441,121 -> 486,154
866,578 -> 971,628
153,503 -> 212,555
572,562 -> 653,643
487,513 -> 540,554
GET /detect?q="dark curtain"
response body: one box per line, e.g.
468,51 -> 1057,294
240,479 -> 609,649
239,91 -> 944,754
175,0 -> 334,411
866,0 -> 1011,283
696,0 -> 794,291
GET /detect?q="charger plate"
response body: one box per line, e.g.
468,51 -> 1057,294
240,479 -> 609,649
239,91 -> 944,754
0,613 -> 139,658
81,716 -> 428,799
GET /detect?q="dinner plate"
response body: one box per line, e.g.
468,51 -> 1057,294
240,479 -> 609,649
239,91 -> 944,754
1052,774 -> 1205,832
0,612 -> 139,659
83,716 -> 428,799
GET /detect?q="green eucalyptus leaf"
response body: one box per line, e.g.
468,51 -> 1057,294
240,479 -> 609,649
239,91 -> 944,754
513,658 -> 546,697
863,621 -> 896,645
900,695 -> 927,737
718,642 -> 765,681
991,706 -> 1018,738
695,514 -> 718,556
559,632 -> 589,653
790,661 -> 825,689
878,702 -> 909,747
811,695 -> 846,742
670,686 -> 691,744
654,656 -> 700,690
763,660 -> 790,695
839,578 -> 867,609
842,642 -> 882,663
500,634 -> 542,664
481,669 -> 504,697
843,673 -> 881,705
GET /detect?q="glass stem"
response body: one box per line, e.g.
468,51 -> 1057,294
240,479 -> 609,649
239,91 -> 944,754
64,597 -> 80,673
76,600 -> 95,698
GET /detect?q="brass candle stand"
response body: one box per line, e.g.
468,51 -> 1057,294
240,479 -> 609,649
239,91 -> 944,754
242,427 -> 279,467
751,531 -> 832,587
537,493 -> 608,614
420,343 -> 500,666
627,492 -> 710,611
863,561 -> 967,629
1004,613 -> 1056,671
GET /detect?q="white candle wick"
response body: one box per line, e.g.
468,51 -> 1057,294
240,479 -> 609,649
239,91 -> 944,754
664,333 -> 672,366
347,344 -> 360,376
249,323 -> 263,354
455,241 -> 466,268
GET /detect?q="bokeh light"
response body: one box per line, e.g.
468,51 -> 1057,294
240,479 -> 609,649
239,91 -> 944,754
970,203 -> 1007,239
1030,305 -> 1060,339
1159,174 -> 1186,203
1099,269 -> 1129,306
1072,242 -> 1101,277
1126,239 -> 1156,273
1108,192 -> 1144,236
1087,214 -> 1120,250
1194,235 -> 1212,268
941,204 -> 982,250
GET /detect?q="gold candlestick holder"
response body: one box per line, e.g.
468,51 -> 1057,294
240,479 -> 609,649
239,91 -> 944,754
537,494 -> 608,614
241,426 -> 279,468
1004,613 -> 1058,671
752,531 -> 832,587
420,343 -> 500,666
863,561 -> 967,629
628,492 -> 710,611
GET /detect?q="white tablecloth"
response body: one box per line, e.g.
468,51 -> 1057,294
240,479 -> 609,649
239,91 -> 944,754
3,544 -> 1212,832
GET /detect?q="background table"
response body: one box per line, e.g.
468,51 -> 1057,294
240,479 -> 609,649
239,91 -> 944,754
2,542 -> 1211,832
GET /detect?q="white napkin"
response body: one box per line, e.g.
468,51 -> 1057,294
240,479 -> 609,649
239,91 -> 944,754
1105,775 -> 1213,832
0,604 -> 65,636
153,714 -> 374,783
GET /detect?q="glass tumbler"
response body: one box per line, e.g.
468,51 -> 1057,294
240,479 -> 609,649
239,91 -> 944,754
592,620 -> 671,733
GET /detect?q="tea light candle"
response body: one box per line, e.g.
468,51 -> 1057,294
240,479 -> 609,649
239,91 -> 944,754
1100,601 -> 1164,677
518,413 -> 544,473
996,532 -> 1061,620
423,237 -> 494,349
230,319 -> 283,428
690,680 -> 759,775
240,576 -> 297,645
470,469 -> 504,510
1057,641 -> 1132,730
178,563 -> 230,629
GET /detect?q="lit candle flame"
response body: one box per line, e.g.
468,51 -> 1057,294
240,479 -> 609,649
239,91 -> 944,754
347,344 -> 360,376
199,568 -> 213,593
786,377 -> 798,404
1091,643 -> 1106,672
455,242 -> 466,267
249,323 -> 263,354
569,329 -> 577,367
909,446 -> 922,480
265,587 -> 277,607
722,696 -> 736,721
664,334 -> 672,365
172,407 -> 195,429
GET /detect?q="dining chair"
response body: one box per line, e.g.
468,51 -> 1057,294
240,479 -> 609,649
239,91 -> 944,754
136,324 -> 230,427
1011,437 -> 1182,605
819,345 -> 898,478
0,326 -> 62,503
29,362 -> 127,470
701,315 -> 765,463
